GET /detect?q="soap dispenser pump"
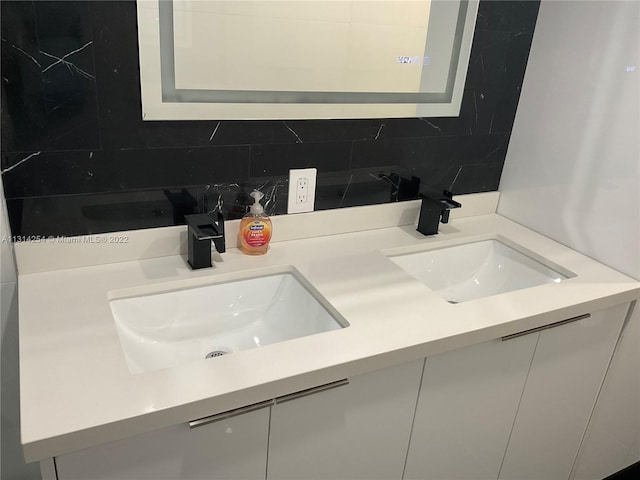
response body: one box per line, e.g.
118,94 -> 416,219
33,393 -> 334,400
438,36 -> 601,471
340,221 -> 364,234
238,190 -> 272,255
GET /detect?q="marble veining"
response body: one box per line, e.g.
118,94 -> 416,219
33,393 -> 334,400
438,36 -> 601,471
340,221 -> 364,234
262,180 -> 285,215
282,121 -> 303,143
1,151 -> 41,174
40,41 -> 95,80
450,166 -> 465,191
338,174 -> 354,207
203,180 -> 286,218
1,38 -> 41,67
418,118 -> 442,132
208,122 -> 221,142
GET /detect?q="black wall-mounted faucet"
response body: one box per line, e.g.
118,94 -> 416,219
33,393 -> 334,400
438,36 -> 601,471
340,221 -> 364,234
417,190 -> 461,236
184,212 -> 225,269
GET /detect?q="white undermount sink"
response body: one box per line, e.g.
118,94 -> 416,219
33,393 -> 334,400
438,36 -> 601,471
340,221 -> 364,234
388,239 -> 570,303
110,271 -> 348,374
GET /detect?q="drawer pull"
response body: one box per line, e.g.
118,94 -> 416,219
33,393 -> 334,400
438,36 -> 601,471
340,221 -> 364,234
502,313 -> 591,341
189,399 -> 274,429
275,379 -> 350,404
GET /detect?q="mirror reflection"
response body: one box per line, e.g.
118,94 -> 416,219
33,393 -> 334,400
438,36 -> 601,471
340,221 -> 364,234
173,1 -> 436,93
137,0 -> 479,119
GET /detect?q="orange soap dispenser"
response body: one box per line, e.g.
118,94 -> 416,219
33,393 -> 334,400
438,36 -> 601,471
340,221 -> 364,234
239,190 -> 272,255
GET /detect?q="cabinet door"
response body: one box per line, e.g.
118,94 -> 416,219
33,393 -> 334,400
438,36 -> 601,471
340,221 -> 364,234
56,406 -> 270,480
571,304 -> 639,480
404,334 -> 538,480
267,359 -> 423,480
499,303 -> 629,480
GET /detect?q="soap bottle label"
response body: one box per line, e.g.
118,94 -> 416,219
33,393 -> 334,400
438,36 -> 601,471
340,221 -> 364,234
241,220 -> 272,247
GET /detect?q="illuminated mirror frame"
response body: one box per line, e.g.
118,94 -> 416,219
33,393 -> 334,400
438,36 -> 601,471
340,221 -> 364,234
137,0 -> 479,120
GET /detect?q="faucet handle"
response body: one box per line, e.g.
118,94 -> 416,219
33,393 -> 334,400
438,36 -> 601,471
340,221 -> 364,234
185,213 -> 224,239
185,213 -> 226,269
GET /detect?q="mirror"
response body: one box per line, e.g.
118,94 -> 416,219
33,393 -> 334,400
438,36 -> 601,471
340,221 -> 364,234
137,0 -> 479,119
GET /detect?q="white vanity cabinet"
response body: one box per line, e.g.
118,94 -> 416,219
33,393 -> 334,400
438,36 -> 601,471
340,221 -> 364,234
498,302 -> 629,480
267,359 -> 424,480
405,303 -> 629,480
54,405 -> 270,480
51,360 -> 423,480
571,305 -> 640,479
404,333 -> 538,480
47,304 -> 630,480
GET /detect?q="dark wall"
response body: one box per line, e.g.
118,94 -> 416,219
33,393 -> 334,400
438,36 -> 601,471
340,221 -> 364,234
1,1 -> 539,237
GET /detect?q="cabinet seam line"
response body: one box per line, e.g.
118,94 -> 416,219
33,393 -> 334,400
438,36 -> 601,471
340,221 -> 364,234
496,332 -> 541,479
567,302 -> 636,480
264,404 -> 273,480
401,357 -> 428,480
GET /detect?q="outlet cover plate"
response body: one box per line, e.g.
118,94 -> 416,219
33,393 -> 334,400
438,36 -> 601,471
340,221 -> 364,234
287,168 -> 317,214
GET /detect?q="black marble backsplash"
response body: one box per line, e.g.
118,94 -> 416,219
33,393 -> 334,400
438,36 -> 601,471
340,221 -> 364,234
1,1 -> 539,238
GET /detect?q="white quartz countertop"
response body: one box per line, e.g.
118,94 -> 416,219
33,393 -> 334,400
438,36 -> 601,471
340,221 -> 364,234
18,212 -> 640,462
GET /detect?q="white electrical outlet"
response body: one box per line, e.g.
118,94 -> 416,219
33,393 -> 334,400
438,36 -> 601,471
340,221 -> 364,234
296,177 -> 309,204
287,168 -> 317,214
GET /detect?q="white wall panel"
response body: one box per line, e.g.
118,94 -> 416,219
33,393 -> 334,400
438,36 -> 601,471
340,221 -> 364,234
498,0 -> 639,281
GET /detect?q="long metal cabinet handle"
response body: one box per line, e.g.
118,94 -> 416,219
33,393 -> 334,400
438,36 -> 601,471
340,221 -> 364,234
502,313 -> 591,341
188,379 -> 350,428
189,399 -> 275,429
275,379 -> 350,404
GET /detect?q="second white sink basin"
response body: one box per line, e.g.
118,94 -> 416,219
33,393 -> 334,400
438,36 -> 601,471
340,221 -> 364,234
388,239 -> 569,303
110,271 -> 347,374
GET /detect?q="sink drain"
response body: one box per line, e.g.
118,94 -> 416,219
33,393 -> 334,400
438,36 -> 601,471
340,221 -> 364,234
205,348 -> 231,359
